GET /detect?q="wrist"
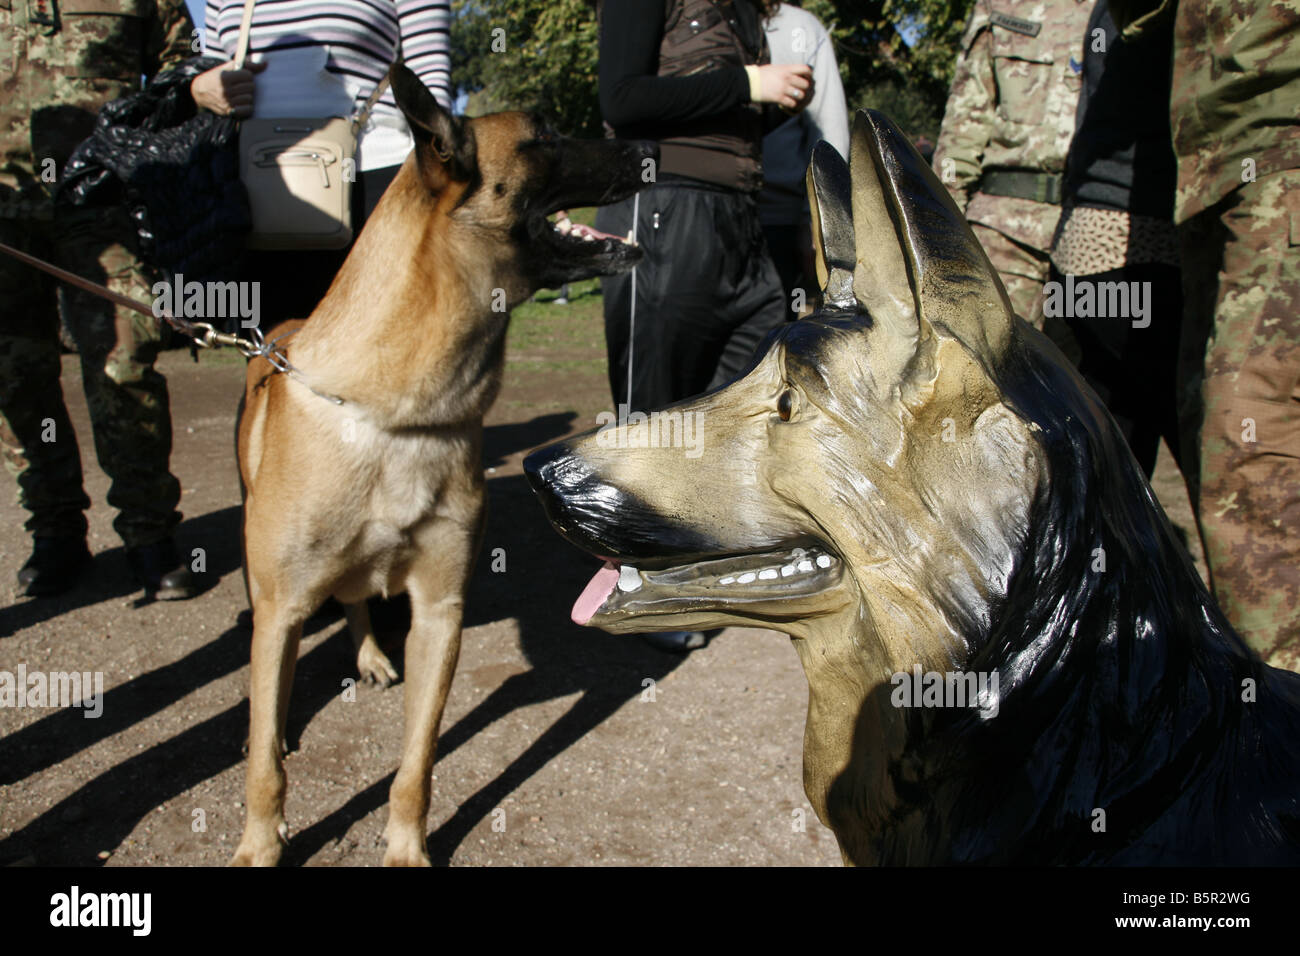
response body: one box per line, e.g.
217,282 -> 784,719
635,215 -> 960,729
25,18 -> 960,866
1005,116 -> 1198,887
744,65 -> 762,102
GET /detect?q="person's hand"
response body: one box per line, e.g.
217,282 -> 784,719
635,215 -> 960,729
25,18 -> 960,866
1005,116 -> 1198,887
190,59 -> 267,118
753,63 -> 814,113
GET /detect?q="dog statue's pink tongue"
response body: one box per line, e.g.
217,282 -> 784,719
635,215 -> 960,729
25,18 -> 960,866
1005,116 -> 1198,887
573,562 -> 619,625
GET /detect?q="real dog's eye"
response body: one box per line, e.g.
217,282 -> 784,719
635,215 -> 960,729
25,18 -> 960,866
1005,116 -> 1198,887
777,389 -> 794,422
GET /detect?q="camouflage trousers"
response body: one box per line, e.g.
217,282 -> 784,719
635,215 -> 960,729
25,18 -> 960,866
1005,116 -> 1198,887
970,221 -> 1050,327
1177,170 -> 1300,673
0,206 -> 181,548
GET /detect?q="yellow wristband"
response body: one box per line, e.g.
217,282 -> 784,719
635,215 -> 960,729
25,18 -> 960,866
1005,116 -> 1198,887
744,65 -> 762,102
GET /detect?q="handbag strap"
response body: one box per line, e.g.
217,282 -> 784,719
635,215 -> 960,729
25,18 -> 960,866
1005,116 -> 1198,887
235,0 -> 255,70
351,72 -> 392,137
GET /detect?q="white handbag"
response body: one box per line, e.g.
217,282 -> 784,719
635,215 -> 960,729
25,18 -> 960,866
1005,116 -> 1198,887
233,0 -> 389,250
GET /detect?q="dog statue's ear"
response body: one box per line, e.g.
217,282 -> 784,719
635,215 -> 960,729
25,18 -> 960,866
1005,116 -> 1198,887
851,109 -> 1014,367
806,142 -> 856,311
847,108 -> 924,373
389,60 -> 476,192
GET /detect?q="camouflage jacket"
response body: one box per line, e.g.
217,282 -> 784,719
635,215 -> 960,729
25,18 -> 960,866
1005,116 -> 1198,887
931,0 -> 1095,250
0,0 -> 194,217
1109,0 -> 1300,223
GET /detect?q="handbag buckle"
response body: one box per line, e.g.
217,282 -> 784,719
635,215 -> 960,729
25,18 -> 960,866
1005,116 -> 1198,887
256,148 -> 336,187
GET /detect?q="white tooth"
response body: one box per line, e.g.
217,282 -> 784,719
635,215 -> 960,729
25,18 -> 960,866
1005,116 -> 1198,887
718,576 -> 735,585
780,565 -> 796,577
816,554 -> 832,568
737,572 -> 757,584
797,559 -> 814,573
617,564 -> 642,593
758,568 -> 778,580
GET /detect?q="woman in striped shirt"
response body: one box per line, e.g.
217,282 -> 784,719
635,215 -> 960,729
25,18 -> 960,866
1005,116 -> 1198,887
190,0 -> 452,322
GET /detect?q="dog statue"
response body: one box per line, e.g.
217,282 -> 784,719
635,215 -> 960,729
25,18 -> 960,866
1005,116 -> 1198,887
233,62 -> 654,866
524,110 -> 1300,865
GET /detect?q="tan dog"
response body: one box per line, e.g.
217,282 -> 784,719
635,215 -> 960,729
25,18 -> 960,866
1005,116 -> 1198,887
232,63 -> 653,866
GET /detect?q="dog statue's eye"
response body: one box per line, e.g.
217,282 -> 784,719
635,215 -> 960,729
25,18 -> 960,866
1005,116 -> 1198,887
777,389 -> 794,422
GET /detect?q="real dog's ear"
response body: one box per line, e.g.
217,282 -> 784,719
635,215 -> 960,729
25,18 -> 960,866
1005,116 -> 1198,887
389,60 -> 476,192
806,141 -> 856,310
853,109 -> 1014,366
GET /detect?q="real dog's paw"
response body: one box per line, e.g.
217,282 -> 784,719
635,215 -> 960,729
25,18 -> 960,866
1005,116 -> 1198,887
382,846 -> 433,867
230,822 -> 288,866
230,841 -> 284,867
382,827 -> 432,867
357,641 -> 400,689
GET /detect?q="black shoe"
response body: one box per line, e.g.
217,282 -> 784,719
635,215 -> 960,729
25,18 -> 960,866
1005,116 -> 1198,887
641,630 -> 708,653
127,538 -> 198,601
17,537 -> 93,597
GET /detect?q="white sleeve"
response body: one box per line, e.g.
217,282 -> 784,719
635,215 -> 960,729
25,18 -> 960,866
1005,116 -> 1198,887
806,24 -> 850,161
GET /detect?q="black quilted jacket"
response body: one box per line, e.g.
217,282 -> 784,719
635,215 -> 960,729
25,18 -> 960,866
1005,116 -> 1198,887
60,56 -> 250,286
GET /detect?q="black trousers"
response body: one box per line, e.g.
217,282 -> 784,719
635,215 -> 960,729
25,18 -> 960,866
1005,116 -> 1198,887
762,221 -> 816,315
595,178 -> 788,411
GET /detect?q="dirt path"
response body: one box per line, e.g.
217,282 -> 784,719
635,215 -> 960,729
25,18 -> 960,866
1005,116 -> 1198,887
0,284 -> 1207,868
0,299 -> 842,867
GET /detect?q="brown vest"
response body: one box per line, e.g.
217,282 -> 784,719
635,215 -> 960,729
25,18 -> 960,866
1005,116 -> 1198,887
606,0 -> 769,192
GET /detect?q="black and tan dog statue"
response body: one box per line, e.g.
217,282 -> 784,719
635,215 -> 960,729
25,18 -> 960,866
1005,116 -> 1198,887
525,110 -> 1300,865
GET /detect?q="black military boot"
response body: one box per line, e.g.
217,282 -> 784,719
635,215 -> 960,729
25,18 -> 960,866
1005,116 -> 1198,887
17,537 -> 93,598
127,538 -> 198,601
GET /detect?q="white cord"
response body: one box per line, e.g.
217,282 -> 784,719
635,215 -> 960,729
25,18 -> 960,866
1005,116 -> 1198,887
626,191 -> 640,410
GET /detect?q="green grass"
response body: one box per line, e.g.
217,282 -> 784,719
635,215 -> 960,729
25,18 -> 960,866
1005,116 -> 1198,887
509,207 -> 607,360
186,205 -> 611,391
511,278 -> 604,352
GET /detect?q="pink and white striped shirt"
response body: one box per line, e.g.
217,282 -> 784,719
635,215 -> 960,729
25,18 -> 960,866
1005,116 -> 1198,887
203,0 -> 452,169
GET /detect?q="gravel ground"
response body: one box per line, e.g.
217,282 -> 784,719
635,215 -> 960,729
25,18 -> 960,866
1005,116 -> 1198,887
0,296 -> 1205,868
0,346 -> 842,867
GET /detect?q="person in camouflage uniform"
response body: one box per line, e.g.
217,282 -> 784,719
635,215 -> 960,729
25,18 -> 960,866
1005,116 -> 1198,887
931,0 -> 1096,323
0,0 -> 199,599
1111,0 -> 1300,673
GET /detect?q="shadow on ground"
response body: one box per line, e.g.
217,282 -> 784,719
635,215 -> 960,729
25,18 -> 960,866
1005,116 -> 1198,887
0,505 -> 243,638
0,413 -> 689,866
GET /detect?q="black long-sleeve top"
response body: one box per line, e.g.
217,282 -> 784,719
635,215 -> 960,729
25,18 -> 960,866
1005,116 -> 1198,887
598,0 -> 752,132
1065,0 -> 1177,218
597,0 -> 774,190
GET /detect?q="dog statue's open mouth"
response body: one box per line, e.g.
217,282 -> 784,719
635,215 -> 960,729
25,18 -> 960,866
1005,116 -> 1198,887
571,545 -> 845,628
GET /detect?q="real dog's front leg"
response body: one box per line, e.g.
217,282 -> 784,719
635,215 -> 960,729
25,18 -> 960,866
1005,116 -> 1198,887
382,589 -> 464,866
232,604 -> 303,867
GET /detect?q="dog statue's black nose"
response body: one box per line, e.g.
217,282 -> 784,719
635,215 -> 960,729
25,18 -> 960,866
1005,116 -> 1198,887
523,441 -> 573,496
524,441 -> 611,553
